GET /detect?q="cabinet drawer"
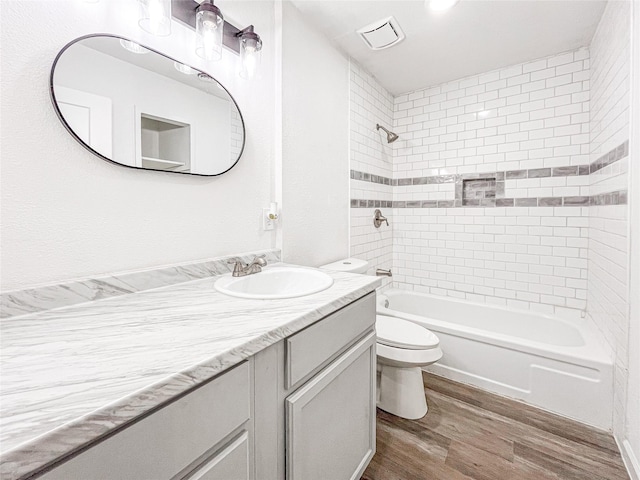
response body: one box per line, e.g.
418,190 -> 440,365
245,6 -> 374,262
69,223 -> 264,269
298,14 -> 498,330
39,362 -> 250,480
186,431 -> 250,480
286,293 -> 375,389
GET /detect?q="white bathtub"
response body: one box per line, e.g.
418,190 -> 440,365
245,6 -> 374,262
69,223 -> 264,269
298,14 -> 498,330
377,289 -> 613,430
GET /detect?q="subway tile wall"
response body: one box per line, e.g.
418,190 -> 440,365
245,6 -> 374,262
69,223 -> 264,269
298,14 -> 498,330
349,62 -> 394,288
390,48 -> 593,316
587,0 -> 631,437
230,107 -> 243,162
349,22 -> 630,328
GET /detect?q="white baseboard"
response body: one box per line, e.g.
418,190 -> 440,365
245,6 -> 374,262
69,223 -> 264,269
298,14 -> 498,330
618,437 -> 640,480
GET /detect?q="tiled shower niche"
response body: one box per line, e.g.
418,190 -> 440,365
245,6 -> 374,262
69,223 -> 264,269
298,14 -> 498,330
461,177 -> 496,207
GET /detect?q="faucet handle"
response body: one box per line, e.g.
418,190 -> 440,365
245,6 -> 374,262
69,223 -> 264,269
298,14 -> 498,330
373,209 -> 389,228
227,257 -> 245,275
251,254 -> 267,267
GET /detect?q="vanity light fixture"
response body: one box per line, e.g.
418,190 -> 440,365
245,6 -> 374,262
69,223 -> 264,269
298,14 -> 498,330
119,39 -> 150,54
172,0 -> 263,78
197,72 -> 225,90
428,0 -> 460,12
195,0 -> 224,61
138,0 -> 172,36
238,26 -> 262,79
174,61 -> 197,74
197,72 -> 216,82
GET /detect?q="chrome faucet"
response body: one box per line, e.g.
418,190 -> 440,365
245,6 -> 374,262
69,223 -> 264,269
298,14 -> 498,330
228,255 -> 268,277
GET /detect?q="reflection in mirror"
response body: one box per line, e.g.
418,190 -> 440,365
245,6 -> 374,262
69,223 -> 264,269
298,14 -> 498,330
50,35 -> 245,176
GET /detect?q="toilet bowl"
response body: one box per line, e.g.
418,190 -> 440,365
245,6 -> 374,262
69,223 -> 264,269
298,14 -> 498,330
319,258 -> 443,420
376,314 -> 442,419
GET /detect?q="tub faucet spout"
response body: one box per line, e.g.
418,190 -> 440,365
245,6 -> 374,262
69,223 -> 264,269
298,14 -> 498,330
376,268 -> 392,277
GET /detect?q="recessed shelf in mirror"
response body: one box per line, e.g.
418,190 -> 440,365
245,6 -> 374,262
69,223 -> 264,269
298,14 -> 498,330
140,114 -> 191,172
50,34 -> 245,176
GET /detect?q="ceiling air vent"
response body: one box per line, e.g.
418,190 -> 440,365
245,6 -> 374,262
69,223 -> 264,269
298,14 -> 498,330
357,16 -> 405,51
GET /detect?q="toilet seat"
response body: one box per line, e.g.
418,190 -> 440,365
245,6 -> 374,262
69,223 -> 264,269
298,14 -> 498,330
376,315 -> 439,350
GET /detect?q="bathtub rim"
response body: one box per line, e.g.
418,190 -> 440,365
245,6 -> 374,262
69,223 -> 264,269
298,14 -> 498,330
377,289 -> 612,369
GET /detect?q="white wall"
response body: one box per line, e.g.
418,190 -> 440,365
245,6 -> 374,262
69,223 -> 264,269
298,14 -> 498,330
280,2 -> 350,267
587,0 -> 632,444
0,0 -> 277,290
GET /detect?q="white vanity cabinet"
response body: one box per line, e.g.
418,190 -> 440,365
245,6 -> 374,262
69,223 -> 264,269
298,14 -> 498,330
36,293 -> 376,480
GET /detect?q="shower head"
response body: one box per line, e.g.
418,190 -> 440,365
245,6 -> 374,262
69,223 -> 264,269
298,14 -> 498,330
376,123 -> 399,143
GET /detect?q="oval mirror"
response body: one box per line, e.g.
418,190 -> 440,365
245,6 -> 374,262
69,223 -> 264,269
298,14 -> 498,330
50,35 -> 245,176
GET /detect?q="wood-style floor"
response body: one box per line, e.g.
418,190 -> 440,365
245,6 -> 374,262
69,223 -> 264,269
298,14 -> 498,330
363,372 -> 629,480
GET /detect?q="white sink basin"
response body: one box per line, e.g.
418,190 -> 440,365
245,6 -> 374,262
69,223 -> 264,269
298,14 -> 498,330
214,267 -> 334,299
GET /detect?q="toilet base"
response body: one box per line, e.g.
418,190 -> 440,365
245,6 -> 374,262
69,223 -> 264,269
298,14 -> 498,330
377,364 -> 428,420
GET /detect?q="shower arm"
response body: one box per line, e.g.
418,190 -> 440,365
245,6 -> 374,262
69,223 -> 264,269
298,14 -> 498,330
376,124 -> 391,135
376,123 -> 399,143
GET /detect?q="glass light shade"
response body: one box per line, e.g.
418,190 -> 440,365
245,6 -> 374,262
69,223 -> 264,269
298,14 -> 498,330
138,0 -> 171,36
239,35 -> 262,79
119,39 -> 150,54
196,4 -> 224,61
174,61 -> 197,75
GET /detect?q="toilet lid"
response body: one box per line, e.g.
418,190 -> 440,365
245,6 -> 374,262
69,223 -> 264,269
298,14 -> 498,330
376,315 -> 440,350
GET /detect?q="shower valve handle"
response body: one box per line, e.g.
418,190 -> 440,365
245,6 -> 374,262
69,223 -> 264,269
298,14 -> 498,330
374,209 -> 389,228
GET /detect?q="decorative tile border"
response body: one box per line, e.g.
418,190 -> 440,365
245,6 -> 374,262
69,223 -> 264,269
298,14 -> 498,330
590,190 -> 628,206
351,164 -> 590,187
351,193 -> 625,209
0,249 -> 282,319
350,199 -> 393,208
350,140 -> 629,188
350,170 -> 392,185
591,140 -> 629,173
350,141 -> 629,210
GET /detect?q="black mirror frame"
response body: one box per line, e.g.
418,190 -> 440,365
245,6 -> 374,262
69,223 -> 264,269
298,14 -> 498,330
50,33 -> 246,177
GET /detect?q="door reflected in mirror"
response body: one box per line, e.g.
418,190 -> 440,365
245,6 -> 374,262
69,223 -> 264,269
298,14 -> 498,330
50,35 -> 245,176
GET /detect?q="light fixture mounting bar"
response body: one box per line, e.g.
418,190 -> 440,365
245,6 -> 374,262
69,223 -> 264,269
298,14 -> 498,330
171,0 -> 242,54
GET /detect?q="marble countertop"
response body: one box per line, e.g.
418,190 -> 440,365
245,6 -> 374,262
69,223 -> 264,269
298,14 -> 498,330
0,263 -> 380,479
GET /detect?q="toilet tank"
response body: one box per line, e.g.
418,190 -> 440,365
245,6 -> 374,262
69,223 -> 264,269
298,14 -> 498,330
320,258 -> 369,274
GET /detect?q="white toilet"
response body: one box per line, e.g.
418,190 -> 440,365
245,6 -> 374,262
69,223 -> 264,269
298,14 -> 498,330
375,314 -> 442,419
320,258 -> 443,420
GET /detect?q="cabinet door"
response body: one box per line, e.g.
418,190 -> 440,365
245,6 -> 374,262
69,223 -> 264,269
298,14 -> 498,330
285,331 -> 376,480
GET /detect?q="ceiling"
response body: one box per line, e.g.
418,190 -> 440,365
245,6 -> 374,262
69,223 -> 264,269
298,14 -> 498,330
290,0 -> 607,96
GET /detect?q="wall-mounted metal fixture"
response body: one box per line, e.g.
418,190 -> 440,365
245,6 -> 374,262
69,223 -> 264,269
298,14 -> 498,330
171,0 -> 263,78
373,209 -> 389,228
376,268 -> 392,277
376,124 -> 399,144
